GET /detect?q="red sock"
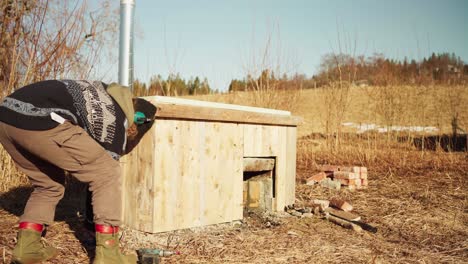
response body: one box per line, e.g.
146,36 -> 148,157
95,224 -> 118,234
19,222 -> 44,232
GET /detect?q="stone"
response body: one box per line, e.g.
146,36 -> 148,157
321,178 -> 341,190
290,211 -> 302,217
301,213 -> 313,218
312,199 -> 330,209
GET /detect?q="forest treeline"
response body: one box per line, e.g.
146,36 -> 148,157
227,52 -> 468,93
131,75 -> 212,97
132,51 -> 468,97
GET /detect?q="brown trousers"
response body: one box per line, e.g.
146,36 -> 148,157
0,121 -> 122,226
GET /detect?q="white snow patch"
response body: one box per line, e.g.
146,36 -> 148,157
342,122 -> 439,134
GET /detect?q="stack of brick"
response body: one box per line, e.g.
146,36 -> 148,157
320,165 -> 368,190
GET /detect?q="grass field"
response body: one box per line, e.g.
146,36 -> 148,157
0,85 -> 467,263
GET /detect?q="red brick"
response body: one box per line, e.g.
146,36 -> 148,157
333,171 -> 359,180
306,172 -> 327,185
361,179 -> 368,186
330,197 -> 353,211
337,179 -> 357,186
338,166 -> 361,173
355,178 -> 362,186
360,172 -> 368,179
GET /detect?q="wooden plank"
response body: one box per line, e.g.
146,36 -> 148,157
121,144 -> 137,227
261,125 -> 280,156
243,125 -> 282,157
121,122 -> 156,231
243,125 -> 259,156
286,126 -> 297,206
154,103 -> 302,126
202,122 -> 244,225
136,125 -> 156,231
274,127 -> 288,211
202,122 -> 222,225
243,158 -> 275,172
223,123 -> 243,222
175,120 -> 200,229
152,120 -> 179,232
146,95 -> 291,116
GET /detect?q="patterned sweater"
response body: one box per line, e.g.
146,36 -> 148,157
0,80 -> 127,160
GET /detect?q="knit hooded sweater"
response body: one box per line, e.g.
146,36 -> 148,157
0,80 -> 128,160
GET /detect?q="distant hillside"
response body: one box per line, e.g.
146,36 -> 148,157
184,85 -> 468,137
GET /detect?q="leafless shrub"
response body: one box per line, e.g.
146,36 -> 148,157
0,0 -> 118,192
239,22 -> 302,112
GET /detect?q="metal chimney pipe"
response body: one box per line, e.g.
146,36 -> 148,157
118,0 -> 135,89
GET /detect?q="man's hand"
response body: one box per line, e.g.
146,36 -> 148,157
124,98 -> 157,155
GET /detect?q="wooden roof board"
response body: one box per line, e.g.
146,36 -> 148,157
143,96 -> 302,126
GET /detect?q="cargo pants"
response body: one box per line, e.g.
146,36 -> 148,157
0,121 -> 122,226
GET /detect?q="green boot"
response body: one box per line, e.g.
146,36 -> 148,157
93,232 -> 137,264
12,229 -> 57,264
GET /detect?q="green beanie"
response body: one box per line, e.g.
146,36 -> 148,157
106,83 -> 135,126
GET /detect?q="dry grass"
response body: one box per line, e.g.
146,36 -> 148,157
0,148 -> 28,192
192,85 -> 468,137
0,85 -> 467,263
1,140 -> 466,263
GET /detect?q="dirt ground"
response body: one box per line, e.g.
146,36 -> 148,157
0,149 -> 467,264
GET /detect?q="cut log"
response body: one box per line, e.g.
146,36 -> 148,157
324,207 -> 361,221
325,214 -> 362,232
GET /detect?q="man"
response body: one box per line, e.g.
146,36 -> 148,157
0,80 -> 156,263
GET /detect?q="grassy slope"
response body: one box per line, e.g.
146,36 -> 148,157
190,85 -> 468,137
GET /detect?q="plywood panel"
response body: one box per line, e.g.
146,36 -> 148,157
125,120 -> 244,233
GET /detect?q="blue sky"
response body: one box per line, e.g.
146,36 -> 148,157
118,0 -> 467,91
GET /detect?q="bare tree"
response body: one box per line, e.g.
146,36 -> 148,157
0,0 -> 118,96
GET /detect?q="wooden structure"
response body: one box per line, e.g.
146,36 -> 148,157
121,96 -> 301,233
